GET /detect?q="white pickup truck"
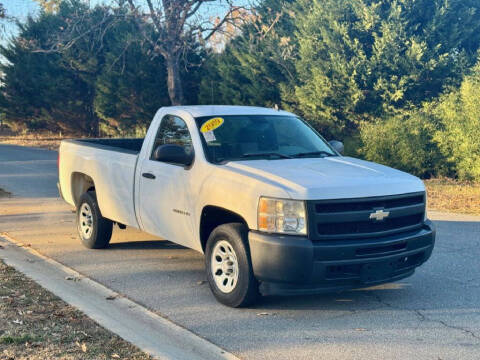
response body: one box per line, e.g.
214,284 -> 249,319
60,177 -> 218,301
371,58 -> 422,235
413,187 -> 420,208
58,105 -> 435,307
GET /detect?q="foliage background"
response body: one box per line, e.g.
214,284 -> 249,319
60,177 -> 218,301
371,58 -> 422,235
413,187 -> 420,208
1,0 -> 480,180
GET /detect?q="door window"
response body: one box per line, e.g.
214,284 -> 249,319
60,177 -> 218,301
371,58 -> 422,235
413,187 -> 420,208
150,115 -> 193,160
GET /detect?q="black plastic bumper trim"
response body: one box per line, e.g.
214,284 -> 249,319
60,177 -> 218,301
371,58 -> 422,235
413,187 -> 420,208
248,220 -> 435,295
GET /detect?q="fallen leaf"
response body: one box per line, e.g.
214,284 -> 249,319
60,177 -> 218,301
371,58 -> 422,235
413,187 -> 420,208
197,280 -> 206,285
81,343 -> 87,353
111,354 -> 120,359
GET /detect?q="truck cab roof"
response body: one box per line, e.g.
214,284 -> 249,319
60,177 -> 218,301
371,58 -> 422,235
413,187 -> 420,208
161,105 -> 294,118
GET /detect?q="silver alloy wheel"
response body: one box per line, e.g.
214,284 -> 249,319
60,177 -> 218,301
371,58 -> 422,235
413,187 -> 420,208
211,240 -> 239,293
79,203 -> 94,239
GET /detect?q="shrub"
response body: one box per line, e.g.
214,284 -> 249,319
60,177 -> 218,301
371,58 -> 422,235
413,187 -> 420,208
433,62 -> 480,181
358,111 -> 444,178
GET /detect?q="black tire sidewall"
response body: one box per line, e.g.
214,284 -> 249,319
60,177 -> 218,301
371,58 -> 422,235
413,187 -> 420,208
77,192 -> 112,249
205,223 -> 258,307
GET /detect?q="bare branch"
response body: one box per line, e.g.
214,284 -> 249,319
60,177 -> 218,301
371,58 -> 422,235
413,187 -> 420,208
145,0 -> 163,33
202,5 -> 244,42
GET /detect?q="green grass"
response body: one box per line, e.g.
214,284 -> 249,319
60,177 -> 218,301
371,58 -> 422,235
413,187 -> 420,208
0,334 -> 41,345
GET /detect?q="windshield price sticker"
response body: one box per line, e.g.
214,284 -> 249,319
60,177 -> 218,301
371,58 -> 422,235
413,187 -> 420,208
203,131 -> 216,142
200,117 -> 224,133
200,117 -> 223,143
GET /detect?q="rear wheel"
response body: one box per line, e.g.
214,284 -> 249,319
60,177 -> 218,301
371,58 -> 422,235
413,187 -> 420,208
77,191 -> 113,249
205,223 -> 259,307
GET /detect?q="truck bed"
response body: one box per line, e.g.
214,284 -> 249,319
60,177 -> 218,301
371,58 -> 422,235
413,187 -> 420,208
59,138 -> 143,228
63,138 -> 144,154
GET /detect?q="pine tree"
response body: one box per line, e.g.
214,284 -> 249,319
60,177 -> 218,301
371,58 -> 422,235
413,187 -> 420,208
0,9 -> 95,134
198,0 -> 297,108
294,0 -> 480,136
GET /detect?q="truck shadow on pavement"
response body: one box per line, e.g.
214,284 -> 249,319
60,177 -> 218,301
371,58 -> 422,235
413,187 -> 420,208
108,240 -> 186,250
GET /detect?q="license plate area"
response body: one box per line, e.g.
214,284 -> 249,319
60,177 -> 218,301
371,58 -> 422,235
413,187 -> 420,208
361,261 -> 395,283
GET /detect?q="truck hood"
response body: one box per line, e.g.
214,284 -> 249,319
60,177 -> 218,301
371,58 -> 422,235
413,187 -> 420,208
223,156 -> 425,200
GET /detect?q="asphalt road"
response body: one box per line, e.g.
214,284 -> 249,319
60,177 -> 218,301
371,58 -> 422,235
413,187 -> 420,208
1,143 -> 479,360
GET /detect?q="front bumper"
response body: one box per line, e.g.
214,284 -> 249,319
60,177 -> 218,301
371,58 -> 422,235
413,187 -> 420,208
248,220 -> 435,295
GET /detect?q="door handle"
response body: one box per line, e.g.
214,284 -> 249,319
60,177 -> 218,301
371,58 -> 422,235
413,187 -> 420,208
142,172 -> 156,179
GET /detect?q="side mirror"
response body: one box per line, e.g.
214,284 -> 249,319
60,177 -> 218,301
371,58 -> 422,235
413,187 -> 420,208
329,140 -> 344,155
152,144 -> 194,166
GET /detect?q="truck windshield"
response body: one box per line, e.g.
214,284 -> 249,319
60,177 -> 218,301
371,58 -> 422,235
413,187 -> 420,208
195,115 -> 338,164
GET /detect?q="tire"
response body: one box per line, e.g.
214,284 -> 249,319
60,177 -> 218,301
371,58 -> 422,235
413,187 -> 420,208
205,223 -> 259,307
76,191 -> 113,249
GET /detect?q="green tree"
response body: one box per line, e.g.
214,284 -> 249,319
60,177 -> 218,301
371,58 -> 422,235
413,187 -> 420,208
0,8 -> 96,134
94,29 -> 170,135
93,19 -> 204,135
433,58 -> 480,181
294,0 -> 480,136
359,55 -> 480,180
199,0 -> 297,108
0,0 -> 204,135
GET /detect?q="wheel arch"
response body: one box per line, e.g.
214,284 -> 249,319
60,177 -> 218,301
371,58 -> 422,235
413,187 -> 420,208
71,172 -> 95,207
199,205 -> 249,253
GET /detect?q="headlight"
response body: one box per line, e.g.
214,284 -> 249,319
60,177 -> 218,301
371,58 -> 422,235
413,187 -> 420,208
258,197 -> 307,235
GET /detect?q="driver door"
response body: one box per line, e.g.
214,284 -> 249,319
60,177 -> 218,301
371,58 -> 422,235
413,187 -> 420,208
138,115 -> 195,247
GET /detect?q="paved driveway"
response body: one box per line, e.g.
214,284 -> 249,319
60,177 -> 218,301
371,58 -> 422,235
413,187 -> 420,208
1,144 -> 479,359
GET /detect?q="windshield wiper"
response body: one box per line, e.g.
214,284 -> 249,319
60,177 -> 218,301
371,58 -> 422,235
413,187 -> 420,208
291,150 -> 335,158
241,152 -> 293,159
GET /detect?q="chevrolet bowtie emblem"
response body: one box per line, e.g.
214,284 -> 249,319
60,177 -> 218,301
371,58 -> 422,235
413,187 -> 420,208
369,209 -> 390,221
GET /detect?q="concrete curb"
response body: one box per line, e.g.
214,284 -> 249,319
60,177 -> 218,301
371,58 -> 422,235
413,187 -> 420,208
0,232 -> 239,360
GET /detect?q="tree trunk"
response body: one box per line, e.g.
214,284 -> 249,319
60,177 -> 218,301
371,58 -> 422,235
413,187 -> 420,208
165,54 -> 185,105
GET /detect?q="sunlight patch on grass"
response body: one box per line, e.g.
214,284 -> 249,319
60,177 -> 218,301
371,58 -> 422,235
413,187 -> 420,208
425,178 -> 480,215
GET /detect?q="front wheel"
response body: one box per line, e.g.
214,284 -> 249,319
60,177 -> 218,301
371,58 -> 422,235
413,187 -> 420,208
77,191 -> 113,249
205,223 -> 259,307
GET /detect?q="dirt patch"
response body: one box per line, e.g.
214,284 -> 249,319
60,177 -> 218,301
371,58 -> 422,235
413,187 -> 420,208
425,178 -> 480,215
0,135 -> 63,151
0,260 -> 152,360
